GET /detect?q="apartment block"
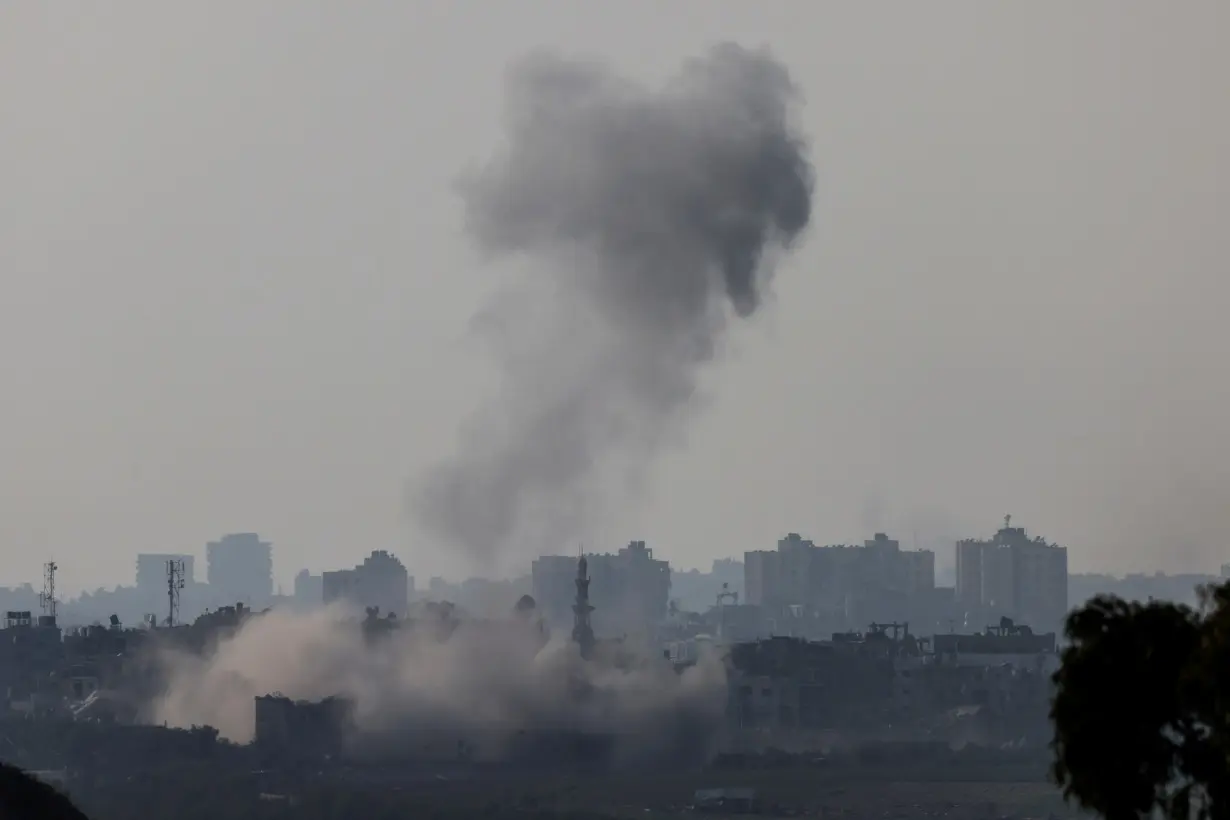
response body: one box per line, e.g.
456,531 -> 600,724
954,517 -> 1068,631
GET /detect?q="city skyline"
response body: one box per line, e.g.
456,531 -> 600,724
3,512 -> 1219,604
1,509 -> 1226,599
2,519 -> 994,596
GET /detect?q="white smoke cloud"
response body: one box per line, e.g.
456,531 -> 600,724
147,605 -> 727,764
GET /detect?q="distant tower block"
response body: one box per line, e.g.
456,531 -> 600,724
571,554 -> 596,659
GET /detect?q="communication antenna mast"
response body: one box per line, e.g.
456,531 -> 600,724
166,559 -> 186,627
39,561 -> 58,621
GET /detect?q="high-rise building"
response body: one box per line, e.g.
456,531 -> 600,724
743,549 -> 780,607
862,532 -> 936,595
321,570 -> 355,606
744,532 -> 936,623
532,541 -> 671,636
953,517 -> 1068,631
293,570 -> 323,609
206,533 -> 273,607
322,550 -> 410,617
955,538 -> 986,608
590,540 -> 671,634
136,554 -> 195,590
531,555 -> 580,626
1012,538 -> 1069,630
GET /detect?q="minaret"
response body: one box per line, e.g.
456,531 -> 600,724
571,554 -> 596,660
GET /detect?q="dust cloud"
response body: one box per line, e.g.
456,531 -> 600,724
147,605 -> 727,763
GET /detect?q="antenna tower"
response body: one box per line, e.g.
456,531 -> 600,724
166,559 -> 186,627
39,561 -> 58,621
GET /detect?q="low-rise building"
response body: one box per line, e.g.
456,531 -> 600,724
725,636 -> 901,732
931,617 -> 1058,673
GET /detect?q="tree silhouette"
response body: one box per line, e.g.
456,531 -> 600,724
0,763 -> 89,820
1051,583 -> 1230,820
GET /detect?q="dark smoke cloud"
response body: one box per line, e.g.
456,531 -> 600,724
416,44 -> 815,563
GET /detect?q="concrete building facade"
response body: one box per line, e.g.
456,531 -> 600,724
953,518 -> 1068,632
322,550 -> 410,617
206,533 -> 273,607
293,570 -> 323,610
743,532 -> 938,631
532,541 -> 671,637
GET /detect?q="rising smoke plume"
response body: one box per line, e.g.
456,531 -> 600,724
149,605 -> 727,765
415,43 -> 814,563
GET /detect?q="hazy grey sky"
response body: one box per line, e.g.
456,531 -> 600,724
2,3 -> 1228,592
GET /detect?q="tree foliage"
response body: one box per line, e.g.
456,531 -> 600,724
0,763 -> 89,820
1051,583 -> 1230,820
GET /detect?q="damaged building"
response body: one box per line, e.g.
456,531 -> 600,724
725,631 -> 907,737
254,694 -> 354,760
723,615 -> 1058,749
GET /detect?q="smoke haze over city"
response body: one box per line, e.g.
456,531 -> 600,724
3,11 -> 1230,820
150,603 -> 726,761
